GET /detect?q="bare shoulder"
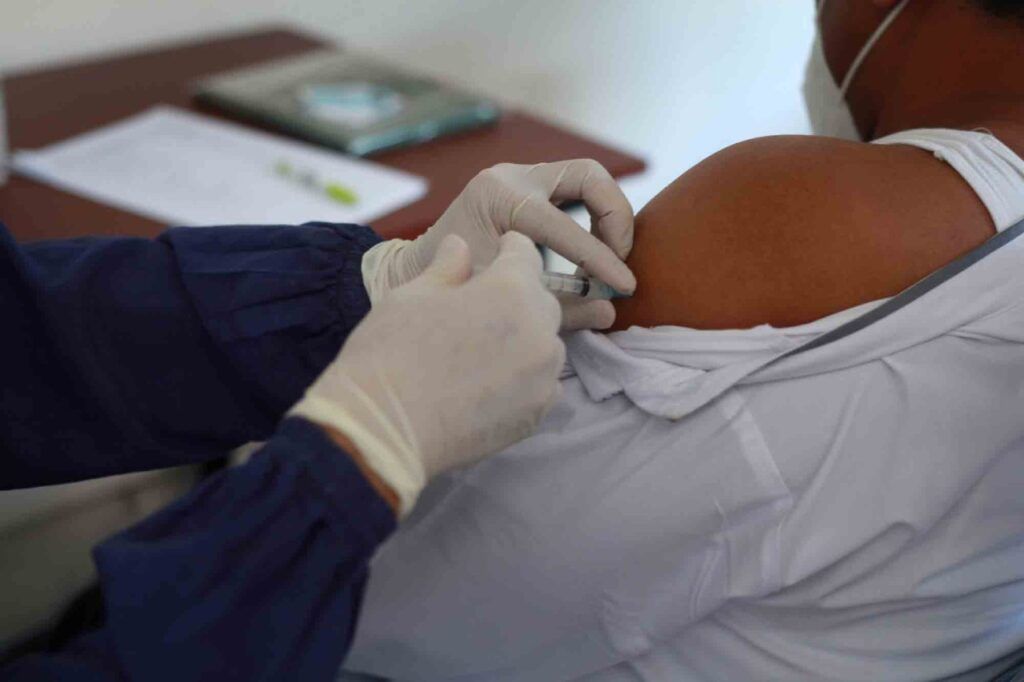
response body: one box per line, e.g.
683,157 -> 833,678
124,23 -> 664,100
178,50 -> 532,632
612,135 -> 995,330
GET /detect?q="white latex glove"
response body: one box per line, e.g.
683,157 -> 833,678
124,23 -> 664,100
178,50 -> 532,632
362,159 -> 635,331
290,233 -> 565,515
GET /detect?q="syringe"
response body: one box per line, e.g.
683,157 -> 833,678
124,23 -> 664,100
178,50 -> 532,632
472,267 -> 630,300
540,271 -> 630,300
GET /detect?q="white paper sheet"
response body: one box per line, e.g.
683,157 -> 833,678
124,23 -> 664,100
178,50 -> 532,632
12,106 -> 428,227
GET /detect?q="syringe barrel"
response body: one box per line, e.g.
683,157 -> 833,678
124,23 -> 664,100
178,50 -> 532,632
540,272 -> 589,297
475,269 -> 627,300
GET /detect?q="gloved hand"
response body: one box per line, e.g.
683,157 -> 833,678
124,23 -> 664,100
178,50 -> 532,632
291,233 -> 565,515
362,159 -> 636,331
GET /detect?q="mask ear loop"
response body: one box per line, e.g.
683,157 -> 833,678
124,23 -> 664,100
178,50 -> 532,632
838,0 -> 912,96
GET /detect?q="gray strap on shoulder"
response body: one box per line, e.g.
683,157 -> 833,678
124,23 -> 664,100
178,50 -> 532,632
783,216 -> 1024,359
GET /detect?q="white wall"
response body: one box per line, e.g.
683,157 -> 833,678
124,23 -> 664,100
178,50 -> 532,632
2,0 -> 814,207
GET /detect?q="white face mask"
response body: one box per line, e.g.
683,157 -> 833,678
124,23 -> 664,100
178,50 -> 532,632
802,0 -> 911,140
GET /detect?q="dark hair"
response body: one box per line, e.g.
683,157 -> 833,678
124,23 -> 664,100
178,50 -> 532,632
977,0 -> 1024,18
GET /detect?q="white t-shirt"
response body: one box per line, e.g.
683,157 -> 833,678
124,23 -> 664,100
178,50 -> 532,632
345,131 -> 1024,681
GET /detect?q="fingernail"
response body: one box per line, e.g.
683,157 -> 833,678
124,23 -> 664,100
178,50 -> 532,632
615,266 -> 637,295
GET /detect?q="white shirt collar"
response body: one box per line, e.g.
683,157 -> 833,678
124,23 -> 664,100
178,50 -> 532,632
566,232 -> 1024,420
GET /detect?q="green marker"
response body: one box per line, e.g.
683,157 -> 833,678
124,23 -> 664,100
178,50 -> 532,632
274,160 -> 359,206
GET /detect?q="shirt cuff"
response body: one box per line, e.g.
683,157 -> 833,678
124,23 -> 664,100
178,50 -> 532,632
93,416 -> 396,681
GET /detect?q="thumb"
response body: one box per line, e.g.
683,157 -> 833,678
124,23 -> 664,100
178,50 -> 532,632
419,234 -> 472,286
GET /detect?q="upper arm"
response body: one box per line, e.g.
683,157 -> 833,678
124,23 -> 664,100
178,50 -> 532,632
612,135 -> 994,330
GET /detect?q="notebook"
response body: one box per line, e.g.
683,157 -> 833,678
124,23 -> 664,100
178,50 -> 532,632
194,50 -> 501,157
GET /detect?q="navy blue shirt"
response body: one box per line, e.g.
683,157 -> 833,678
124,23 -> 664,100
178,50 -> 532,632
0,222 -> 396,680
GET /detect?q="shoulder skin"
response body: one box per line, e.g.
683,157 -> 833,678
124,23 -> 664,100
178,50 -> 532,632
612,135 -> 995,330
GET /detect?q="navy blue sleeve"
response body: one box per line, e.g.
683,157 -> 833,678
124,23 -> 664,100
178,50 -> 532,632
1,417 -> 397,682
1,221 -> 381,488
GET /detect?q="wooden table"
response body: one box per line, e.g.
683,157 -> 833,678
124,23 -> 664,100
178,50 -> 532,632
1,27 -> 645,242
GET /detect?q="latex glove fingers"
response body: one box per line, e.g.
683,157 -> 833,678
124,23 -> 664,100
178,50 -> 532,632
361,159 -> 636,301
523,158 -> 634,259
558,296 -> 616,332
487,159 -> 636,293
510,193 -> 635,295
295,233 -> 565,515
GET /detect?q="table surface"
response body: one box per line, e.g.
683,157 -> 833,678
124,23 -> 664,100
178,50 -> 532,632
0,27 -> 645,242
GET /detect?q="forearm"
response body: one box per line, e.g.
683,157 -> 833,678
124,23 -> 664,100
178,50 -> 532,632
324,425 -> 400,515
2,418 -> 396,681
1,222 -> 381,488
